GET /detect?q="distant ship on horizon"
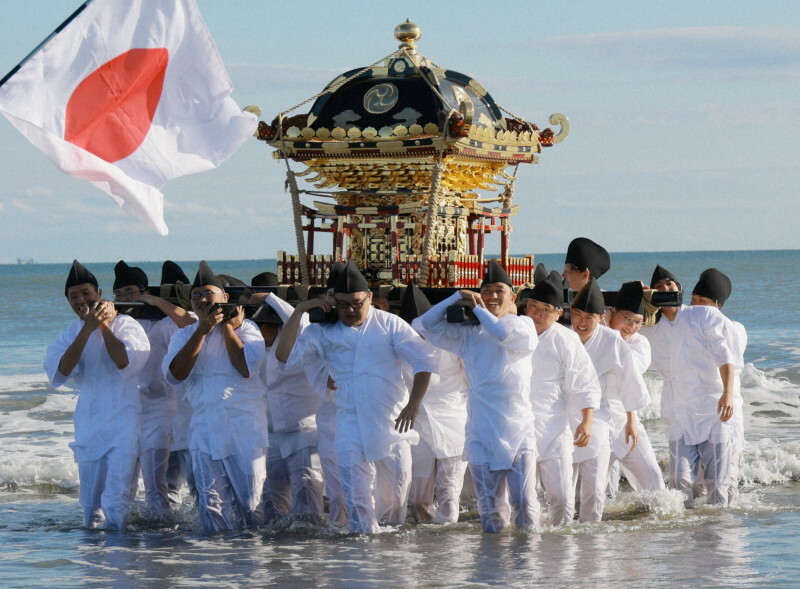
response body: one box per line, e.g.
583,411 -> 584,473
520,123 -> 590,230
17,258 -> 36,265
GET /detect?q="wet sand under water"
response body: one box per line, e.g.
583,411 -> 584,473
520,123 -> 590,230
1,483 -> 799,588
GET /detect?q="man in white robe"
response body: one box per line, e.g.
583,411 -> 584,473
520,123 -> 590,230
156,260 -> 200,507
570,279 -> 649,522
524,270 -> 601,525
112,261 -> 196,516
249,290 -> 325,522
305,262 -> 349,526
45,260 -> 150,530
402,283 -> 469,524
419,261 -> 540,533
606,281 -> 665,494
405,342 -> 468,524
640,265 -> 687,489
275,260 -> 435,534
671,268 -> 745,507
164,261 -> 268,533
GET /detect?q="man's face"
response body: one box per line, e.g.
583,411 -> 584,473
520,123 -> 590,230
609,309 -> 644,341
113,285 -> 144,302
571,307 -> 602,342
67,283 -> 100,318
562,264 -> 590,291
334,291 -> 372,327
190,286 -> 228,314
524,298 -> 562,335
691,294 -> 719,309
653,278 -> 680,292
480,283 -> 516,317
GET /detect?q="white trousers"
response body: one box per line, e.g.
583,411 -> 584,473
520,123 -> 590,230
337,441 -> 412,534
191,449 -> 267,534
573,439 -> 612,523
607,427 -> 665,496
166,448 -> 197,506
78,447 -> 138,530
139,446 -> 171,514
469,450 -> 539,533
728,431 -> 744,504
263,444 -> 324,521
316,399 -> 347,525
670,436 -> 735,507
409,440 -> 466,524
138,398 -> 174,514
536,435 -> 575,526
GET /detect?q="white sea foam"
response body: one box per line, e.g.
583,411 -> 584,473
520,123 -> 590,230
0,373 -> 50,393
0,453 -> 78,490
28,390 -> 78,415
741,439 -> 800,485
0,383 -> 77,488
640,372 -> 663,421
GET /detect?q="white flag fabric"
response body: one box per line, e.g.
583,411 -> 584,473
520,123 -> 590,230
0,0 -> 256,235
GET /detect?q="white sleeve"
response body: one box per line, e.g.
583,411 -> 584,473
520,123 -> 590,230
238,320 -> 267,377
417,292 -> 466,356
163,324 -> 194,386
564,339 -> 601,411
613,339 -> 650,411
472,308 -> 538,354
113,315 -> 150,377
44,324 -> 79,388
267,294 -> 309,329
628,336 -> 651,375
701,309 -> 740,368
391,317 -> 438,375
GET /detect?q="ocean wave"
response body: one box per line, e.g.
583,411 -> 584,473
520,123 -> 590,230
0,453 -> 78,490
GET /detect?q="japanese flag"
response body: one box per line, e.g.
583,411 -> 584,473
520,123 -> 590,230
0,0 -> 257,235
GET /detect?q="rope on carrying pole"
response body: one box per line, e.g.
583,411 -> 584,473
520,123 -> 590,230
275,112 -> 311,288
285,166 -> 310,288
419,158 -> 446,287
499,166 -> 518,271
501,165 -> 518,209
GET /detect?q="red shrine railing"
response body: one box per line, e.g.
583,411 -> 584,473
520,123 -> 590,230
277,251 -> 535,288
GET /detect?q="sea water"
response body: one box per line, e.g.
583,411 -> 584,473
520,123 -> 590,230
1,250 -> 799,588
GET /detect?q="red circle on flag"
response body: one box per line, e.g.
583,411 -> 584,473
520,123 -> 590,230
64,48 -> 169,163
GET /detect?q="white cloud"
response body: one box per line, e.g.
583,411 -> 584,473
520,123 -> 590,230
102,221 -> 151,236
538,26 -> 800,72
176,202 -> 218,215
17,187 -> 55,198
59,200 -> 106,215
227,62 -> 344,82
10,198 -> 35,213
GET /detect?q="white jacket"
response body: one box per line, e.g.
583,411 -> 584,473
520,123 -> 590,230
419,292 -> 538,471
45,314 -> 150,462
530,322 -> 600,460
670,305 -> 744,445
164,319 -> 267,460
292,307 -> 437,463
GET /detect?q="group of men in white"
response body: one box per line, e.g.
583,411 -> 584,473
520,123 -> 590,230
45,236 -> 746,534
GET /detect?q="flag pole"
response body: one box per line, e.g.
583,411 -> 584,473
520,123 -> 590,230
0,0 -> 94,89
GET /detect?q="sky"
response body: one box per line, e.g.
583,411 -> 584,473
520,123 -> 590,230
0,0 -> 798,264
